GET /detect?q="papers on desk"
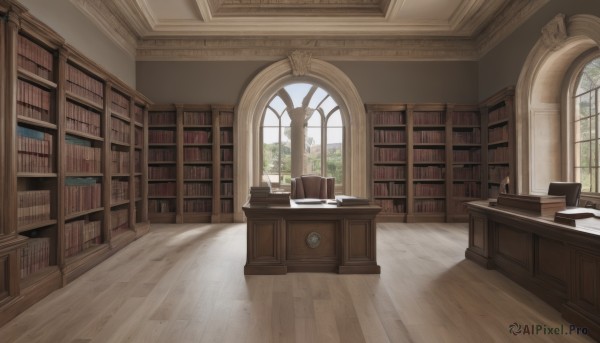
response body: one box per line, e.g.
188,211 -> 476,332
335,195 -> 370,206
294,198 -> 325,204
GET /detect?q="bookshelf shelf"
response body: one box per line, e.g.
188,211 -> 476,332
17,172 -> 58,178
111,200 -> 130,207
65,129 -> 103,142
65,208 -> 105,221
17,219 -> 58,233
17,68 -> 57,89
65,91 -> 103,112
17,116 -> 57,130
110,112 -> 130,123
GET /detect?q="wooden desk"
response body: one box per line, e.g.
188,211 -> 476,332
242,201 -> 381,275
466,201 -> 600,340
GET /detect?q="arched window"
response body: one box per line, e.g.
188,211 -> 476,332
574,56 -> 600,193
260,82 -> 344,192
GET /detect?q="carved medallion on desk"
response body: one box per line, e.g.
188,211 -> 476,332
306,232 -> 321,248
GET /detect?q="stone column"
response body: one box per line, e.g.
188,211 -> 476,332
288,107 -> 314,177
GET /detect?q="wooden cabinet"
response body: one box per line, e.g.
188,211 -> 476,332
0,3 -> 150,326
367,88 -> 514,223
148,104 -> 235,224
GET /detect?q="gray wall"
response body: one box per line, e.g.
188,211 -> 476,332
136,60 -> 479,105
19,0 -> 136,88
479,0 -> 600,101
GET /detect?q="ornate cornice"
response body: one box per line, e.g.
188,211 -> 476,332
476,0 -> 550,56
70,0 -> 139,58
541,13 -> 567,51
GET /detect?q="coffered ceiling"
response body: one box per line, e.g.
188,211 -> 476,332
69,0 -> 549,61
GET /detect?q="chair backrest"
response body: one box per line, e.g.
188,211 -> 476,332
548,182 -> 582,207
290,175 -> 335,199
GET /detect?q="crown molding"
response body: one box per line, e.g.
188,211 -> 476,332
70,0 -> 139,58
476,0 -> 549,57
136,37 -> 479,62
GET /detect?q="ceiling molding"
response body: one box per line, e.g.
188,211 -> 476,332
68,0 -> 549,62
476,0 -> 550,56
136,37 -> 478,62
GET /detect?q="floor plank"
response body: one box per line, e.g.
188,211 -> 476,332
0,222 -> 594,342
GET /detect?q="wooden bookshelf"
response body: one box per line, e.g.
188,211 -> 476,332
148,104 -> 235,224
368,103 -> 479,223
0,3 -> 151,326
482,87 -> 516,199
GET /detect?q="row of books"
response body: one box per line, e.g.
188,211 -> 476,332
221,199 -> 234,213
453,149 -> 481,163
149,111 -> 176,126
65,178 -> 101,215
372,111 -> 405,126
488,125 -> 509,143
20,237 -> 50,278
414,183 -> 445,197
148,199 -> 175,213
149,166 -> 176,179
65,101 -> 101,137
414,199 -> 445,213
414,130 -> 445,144
183,111 -> 211,126
452,129 -> 481,144
220,129 -> 233,144
413,111 -> 445,126
373,182 -> 405,197
18,34 -> 53,80
373,129 -> 405,144
221,112 -> 234,127
135,127 -> 143,146
149,182 -> 176,197
221,182 -> 233,197
134,105 -> 144,124
185,182 -> 212,196
17,79 -> 52,123
111,150 -> 130,174
184,130 -> 211,144
18,190 -> 51,227
134,151 -> 141,173
66,138 -> 101,174
135,177 -> 141,198
149,129 -> 176,144
221,148 -> 233,162
184,199 -> 212,213
111,117 -> 130,144
110,90 -> 130,117
184,147 -> 212,162
489,105 -> 509,123
111,208 -> 129,234
221,165 -> 233,179
452,111 -> 480,126
452,182 -> 481,198
453,165 -> 480,180
373,147 -> 406,162
488,166 -> 510,184
17,126 -> 53,174
374,199 -> 405,213
185,165 -> 212,179
64,219 -> 102,258
414,148 -> 445,163
111,179 -> 129,203
149,147 -> 176,162
488,146 -> 510,163
414,166 -> 445,179
66,63 -> 104,105
373,165 -> 405,179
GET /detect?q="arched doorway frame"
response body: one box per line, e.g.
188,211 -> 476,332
516,14 -> 600,194
235,56 -> 367,221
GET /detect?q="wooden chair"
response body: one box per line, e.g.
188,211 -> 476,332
290,175 -> 335,199
548,182 -> 582,207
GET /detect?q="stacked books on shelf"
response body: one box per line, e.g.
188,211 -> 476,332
17,126 -> 53,174
64,219 -> 102,258
17,190 -> 51,227
18,34 -> 53,80
65,177 -> 101,215
17,79 -> 52,122
20,237 -> 50,278
111,208 -> 129,235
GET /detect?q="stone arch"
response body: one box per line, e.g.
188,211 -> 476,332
515,14 -> 600,194
234,56 -> 367,221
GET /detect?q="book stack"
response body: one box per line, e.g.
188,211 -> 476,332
64,219 -> 102,257
20,237 -> 50,278
249,187 -> 290,205
335,195 -> 370,206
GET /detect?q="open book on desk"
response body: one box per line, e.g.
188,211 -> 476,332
335,195 -> 370,206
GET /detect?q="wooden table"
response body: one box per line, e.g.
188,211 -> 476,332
242,201 -> 381,275
466,200 -> 600,340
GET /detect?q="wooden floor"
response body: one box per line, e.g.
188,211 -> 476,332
0,222 -> 594,343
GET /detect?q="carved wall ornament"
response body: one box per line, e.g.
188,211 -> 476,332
288,50 -> 312,76
541,13 -> 568,51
